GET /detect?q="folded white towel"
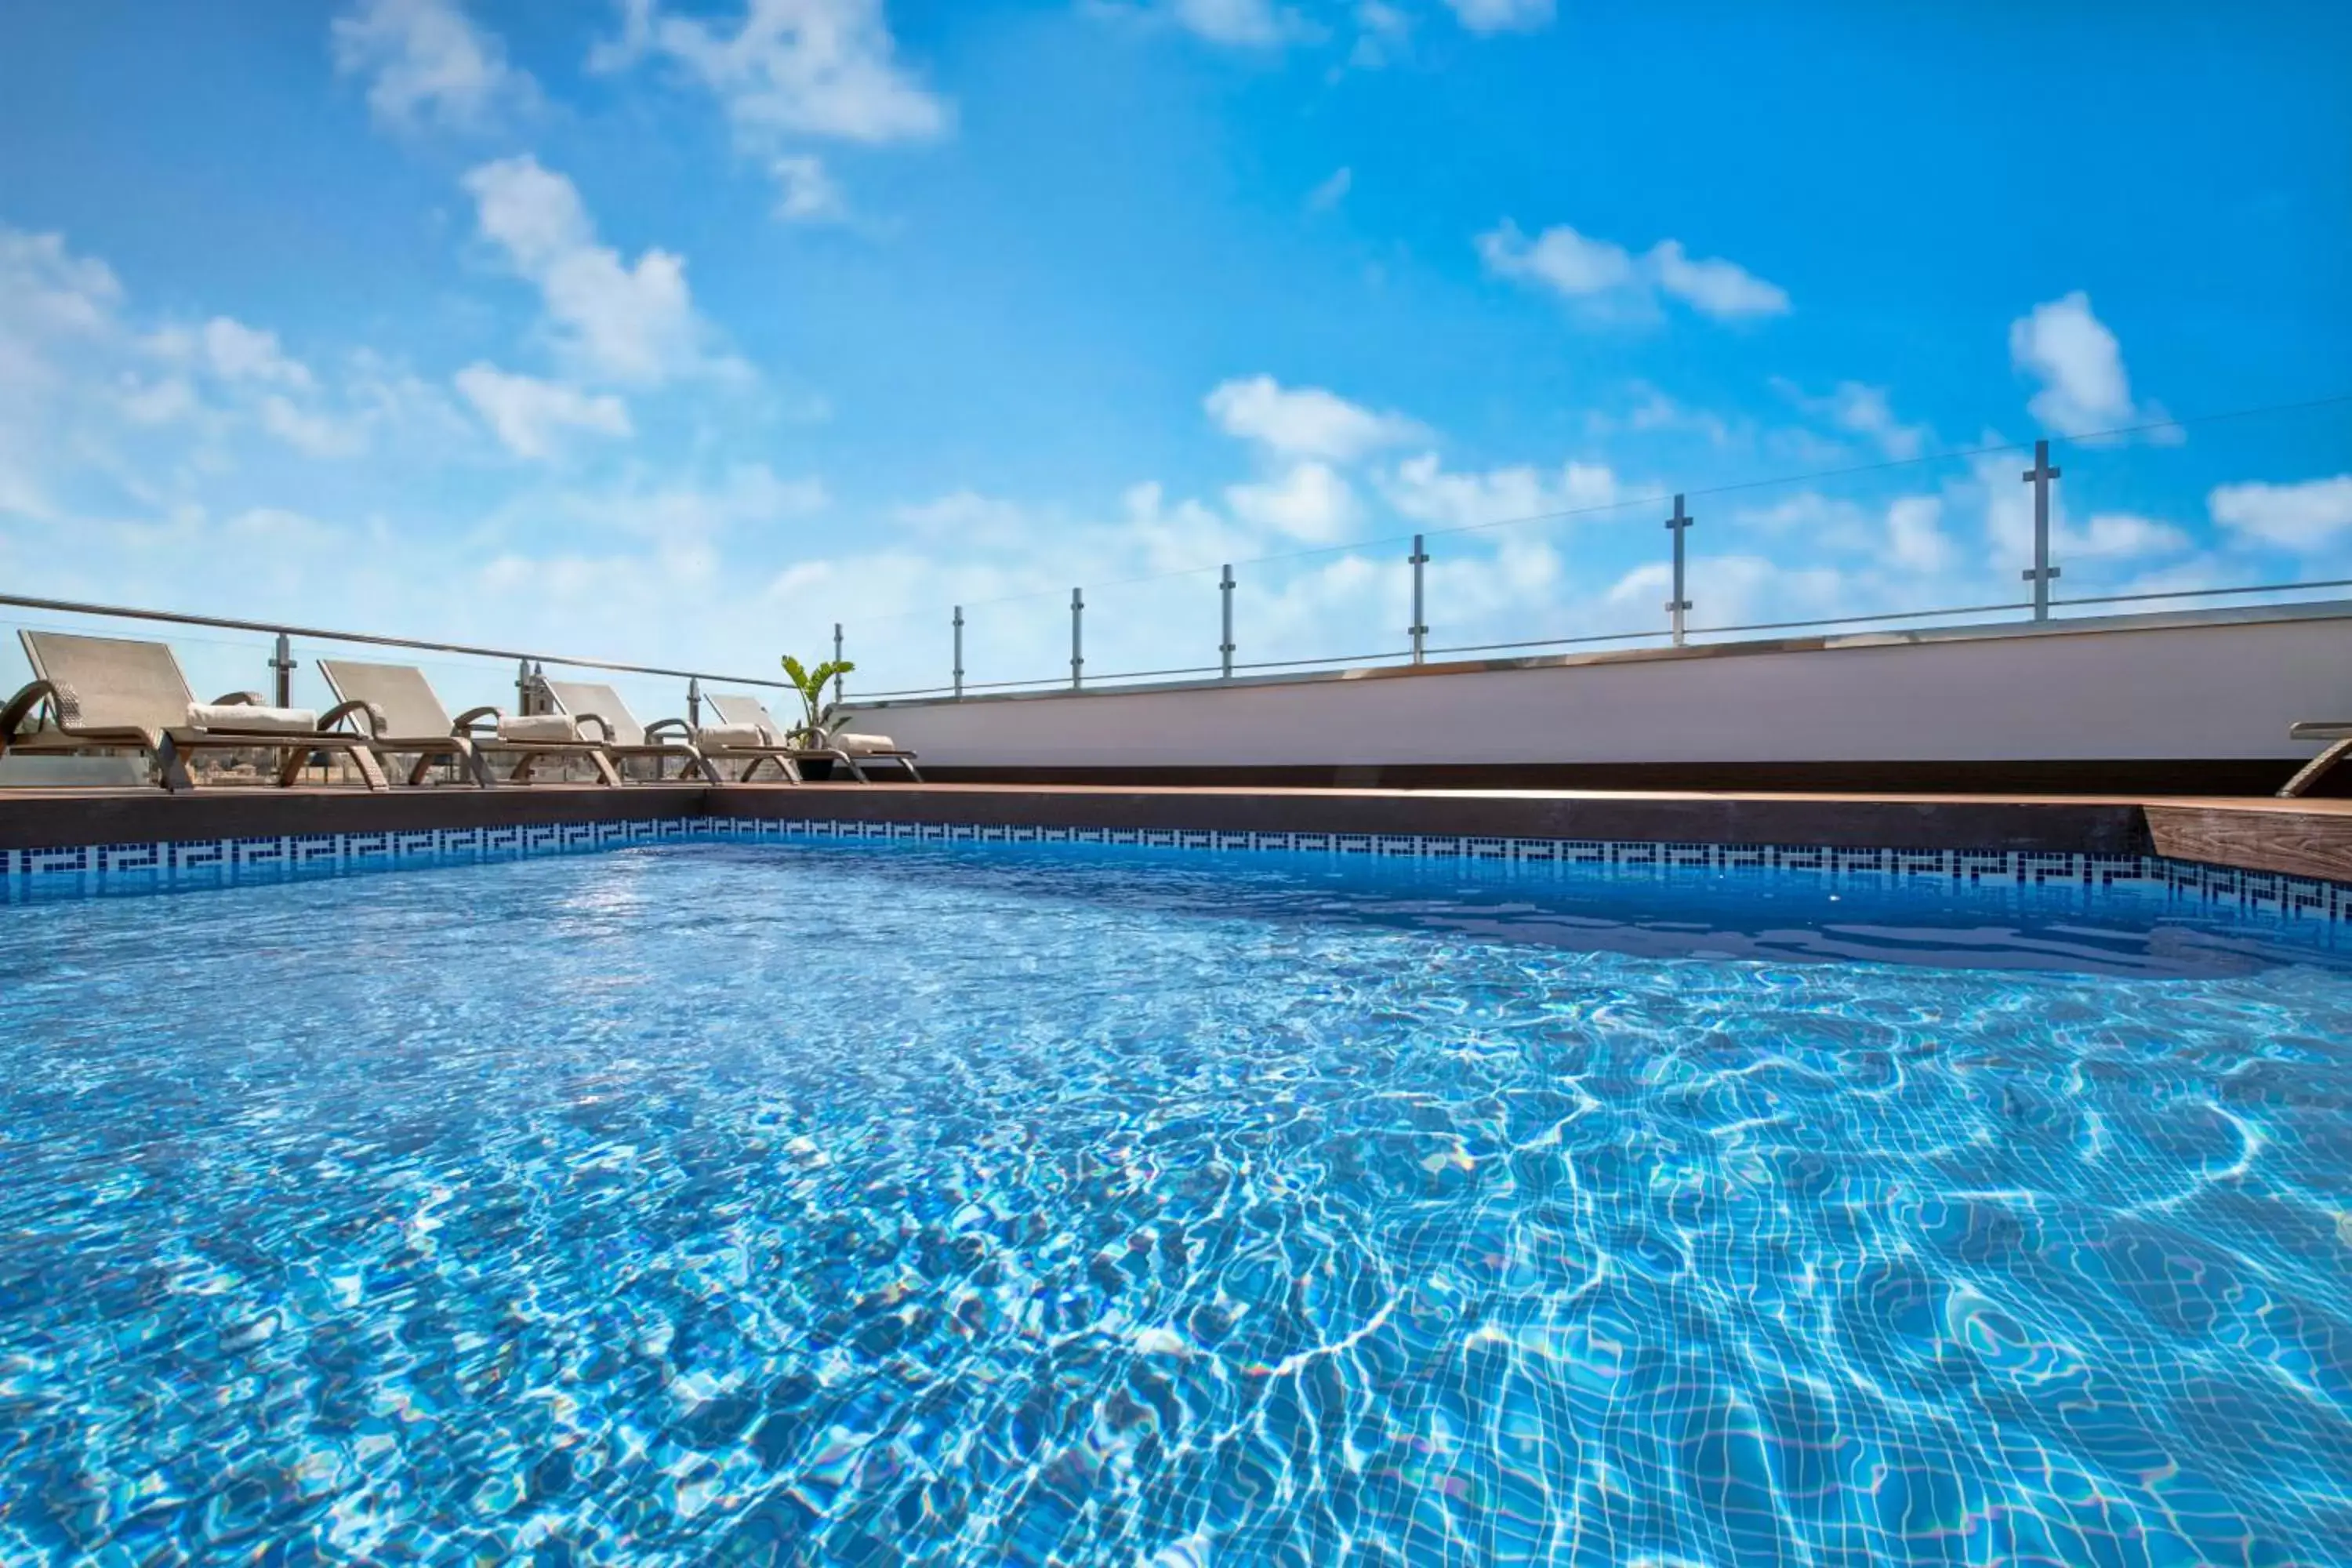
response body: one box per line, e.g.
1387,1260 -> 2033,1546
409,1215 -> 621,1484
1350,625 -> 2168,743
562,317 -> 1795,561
834,731 -> 899,754
187,702 -> 319,735
690,722 -> 768,748
496,713 -> 579,742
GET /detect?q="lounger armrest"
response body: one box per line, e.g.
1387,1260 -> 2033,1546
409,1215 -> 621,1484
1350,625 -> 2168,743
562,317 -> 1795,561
1,678 -> 69,741
572,713 -> 615,742
320,698 -> 392,738
209,690 -> 268,707
452,706 -> 504,736
644,717 -> 691,740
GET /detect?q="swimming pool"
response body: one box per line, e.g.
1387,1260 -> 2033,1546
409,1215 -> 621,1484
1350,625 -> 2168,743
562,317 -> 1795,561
3,839 -> 2348,1564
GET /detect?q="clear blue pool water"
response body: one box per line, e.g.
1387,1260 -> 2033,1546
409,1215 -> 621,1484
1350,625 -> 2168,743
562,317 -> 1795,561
3,841 -> 2350,1566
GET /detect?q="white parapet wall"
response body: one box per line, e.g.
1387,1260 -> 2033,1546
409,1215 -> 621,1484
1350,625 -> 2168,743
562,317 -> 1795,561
842,602 -> 2352,771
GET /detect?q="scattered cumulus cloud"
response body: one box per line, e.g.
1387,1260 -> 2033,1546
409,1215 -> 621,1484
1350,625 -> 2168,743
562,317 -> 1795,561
1157,0 -> 1322,48
1442,0 -> 1555,34
1477,220 -> 1791,322
1968,447 -> 2190,571
149,318 -> 317,390
259,395 -> 369,459
2067,511 -> 2190,559
1225,460 -> 1359,542
463,155 -> 717,387
1882,496 -> 1953,572
771,154 -> 847,222
1305,166 -> 1352,214
1771,378 -> 1926,459
0,230 -> 122,390
1381,452 -> 1621,528
1588,383 -> 1737,447
1204,376 -> 1426,463
331,0 -> 534,131
2209,474 -> 2352,550
2009,291 -> 2172,439
1347,1 -> 1411,67
593,0 -> 949,143
455,364 -> 634,459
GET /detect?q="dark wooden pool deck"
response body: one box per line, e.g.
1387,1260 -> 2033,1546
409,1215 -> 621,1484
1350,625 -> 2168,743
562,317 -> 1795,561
5,782 -> 2351,885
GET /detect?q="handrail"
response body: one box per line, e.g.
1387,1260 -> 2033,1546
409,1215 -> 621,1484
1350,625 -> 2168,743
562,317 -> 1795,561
0,592 -> 793,689
847,582 -> 2352,703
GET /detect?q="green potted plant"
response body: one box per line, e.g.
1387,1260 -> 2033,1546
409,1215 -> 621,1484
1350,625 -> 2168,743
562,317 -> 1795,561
782,653 -> 854,780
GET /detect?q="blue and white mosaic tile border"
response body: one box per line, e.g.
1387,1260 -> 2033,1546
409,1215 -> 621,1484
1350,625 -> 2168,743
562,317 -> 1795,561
5,815 -> 2351,924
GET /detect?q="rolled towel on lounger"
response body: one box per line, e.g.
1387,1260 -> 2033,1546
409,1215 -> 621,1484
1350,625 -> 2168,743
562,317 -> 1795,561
187,702 -> 321,735
495,713 -> 580,742
834,731 -> 899,754
690,722 -> 767,748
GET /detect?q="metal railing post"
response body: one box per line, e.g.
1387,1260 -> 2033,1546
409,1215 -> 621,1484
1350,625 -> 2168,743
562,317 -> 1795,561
1665,494 -> 1693,646
1219,564 -> 1236,679
953,606 -> 964,699
1070,588 -> 1084,691
686,677 -> 701,728
833,622 -> 845,699
2022,438 -> 2063,621
1409,535 -> 1429,663
516,658 -> 534,714
268,631 -> 295,708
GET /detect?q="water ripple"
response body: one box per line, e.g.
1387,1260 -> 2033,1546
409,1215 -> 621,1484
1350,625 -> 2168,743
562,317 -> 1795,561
1,842 -> 2349,1564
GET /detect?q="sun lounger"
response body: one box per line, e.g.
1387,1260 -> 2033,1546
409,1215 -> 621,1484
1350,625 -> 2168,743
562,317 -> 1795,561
0,630 -> 389,791
539,680 -> 718,784
2278,722 -> 2352,797
678,693 -> 804,783
318,659 -> 621,786
703,693 -> 921,782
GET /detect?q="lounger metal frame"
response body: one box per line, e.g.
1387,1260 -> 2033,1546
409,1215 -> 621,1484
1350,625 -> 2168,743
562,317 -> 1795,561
1,631 -> 390,792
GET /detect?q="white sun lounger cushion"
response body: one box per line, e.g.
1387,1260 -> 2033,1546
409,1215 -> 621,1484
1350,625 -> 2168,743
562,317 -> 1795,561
835,731 -> 899,754
495,713 -> 580,742
187,702 -> 321,735
691,723 -> 768,748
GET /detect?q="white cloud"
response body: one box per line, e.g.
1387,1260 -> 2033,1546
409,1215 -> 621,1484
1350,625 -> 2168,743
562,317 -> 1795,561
1225,460 -> 1359,542
1605,553 -> 1846,628
456,364 -> 633,459
1204,376 -> 1425,462
1306,165 -> 1352,213
895,489 -> 1040,550
149,318 -> 317,389
2068,512 -> 2187,559
1475,220 -> 1635,299
1477,220 -> 1790,321
1647,241 -> 1788,318
595,0 -> 949,143
260,395 -> 369,459
2209,475 -> 2352,550
1382,451 -> 1621,528
771,154 -> 846,222
591,462 -> 829,538
1968,446 -> 2190,569
1592,383 -> 1737,446
118,376 -> 199,426
1443,0 -> 1555,34
1771,378 -> 1925,459
463,155 -> 713,386
1163,0 -> 1319,46
331,0 -> 533,130
2009,291 -> 2170,439
0,230 -> 122,343
1348,1 -> 1410,67
1885,495 -> 1952,573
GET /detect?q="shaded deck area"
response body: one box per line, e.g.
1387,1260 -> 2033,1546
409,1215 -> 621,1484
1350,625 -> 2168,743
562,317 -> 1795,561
5,782 -> 2352,885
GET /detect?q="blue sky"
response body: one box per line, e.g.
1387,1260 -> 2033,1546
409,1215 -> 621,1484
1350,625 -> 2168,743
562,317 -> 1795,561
2,0 -> 2348,702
